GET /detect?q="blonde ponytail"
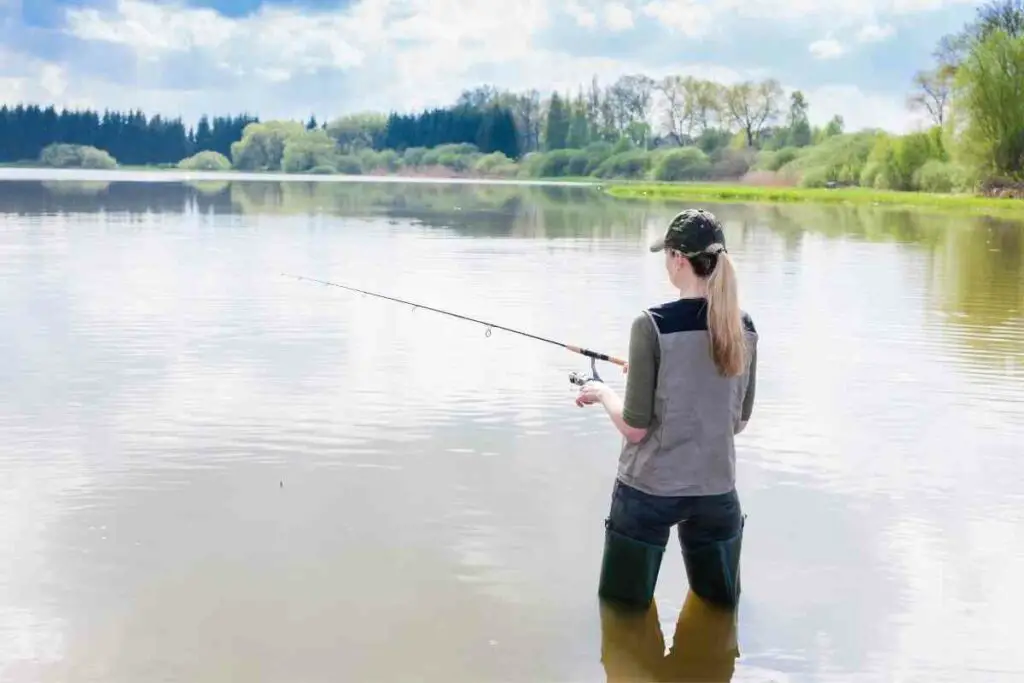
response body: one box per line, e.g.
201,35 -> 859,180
705,247 -> 746,377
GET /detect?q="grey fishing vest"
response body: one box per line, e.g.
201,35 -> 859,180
617,299 -> 758,497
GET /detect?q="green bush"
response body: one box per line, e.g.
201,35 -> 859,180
402,147 -> 427,166
593,150 -> 652,179
912,160 -> 972,193
436,142 -> 479,156
709,148 -> 755,179
859,160 -> 887,189
474,152 -> 513,174
755,146 -> 801,172
280,129 -> 339,173
420,148 -> 441,166
696,129 -> 733,155
581,141 -> 614,171
566,151 -> 592,176
781,131 -> 878,186
516,143 -> 633,178
653,147 -> 712,181
334,155 -> 363,174
857,130 -> 947,190
376,149 -> 401,172
421,143 -> 479,167
230,120 -> 306,171
309,165 -> 337,175
489,162 -> 520,177
352,149 -> 399,172
39,143 -> 117,169
178,150 -> 231,171
861,136 -> 897,189
357,149 -> 383,170
798,166 -> 831,188
436,152 -> 473,171
514,152 -> 544,177
534,149 -> 590,177
611,137 -> 634,155
891,132 -> 939,190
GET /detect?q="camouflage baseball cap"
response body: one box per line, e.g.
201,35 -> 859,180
649,208 -> 727,255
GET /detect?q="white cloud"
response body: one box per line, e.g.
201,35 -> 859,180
857,22 -> 897,42
643,0 -> 974,34
564,0 -> 598,27
604,2 -> 635,30
66,0 -> 366,72
801,83 -> 924,133
38,65 -> 68,98
809,37 -> 847,59
49,0 -> 742,117
641,0 -> 718,38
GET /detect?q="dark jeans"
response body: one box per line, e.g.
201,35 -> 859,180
606,479 -> 743,551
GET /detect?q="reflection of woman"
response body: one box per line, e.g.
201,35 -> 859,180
575,209 -> 758,609
600,590 -> 739,683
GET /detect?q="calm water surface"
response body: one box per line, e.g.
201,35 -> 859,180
1,174 -> 1022,683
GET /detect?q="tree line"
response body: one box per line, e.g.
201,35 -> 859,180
441,75 -> 845,158
0,106 -> 258,166
0,101 -> 522,168
0,67 -> 842,171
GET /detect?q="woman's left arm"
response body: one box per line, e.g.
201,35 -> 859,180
594,386 -> 647,443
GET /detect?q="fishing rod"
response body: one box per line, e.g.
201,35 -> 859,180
280,272 -> 626,385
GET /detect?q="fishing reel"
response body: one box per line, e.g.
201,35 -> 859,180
569,356 -> 603,387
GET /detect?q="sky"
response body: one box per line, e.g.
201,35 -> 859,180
0,0 -> 985,134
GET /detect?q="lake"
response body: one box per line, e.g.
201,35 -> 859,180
1,171 -> 1022,683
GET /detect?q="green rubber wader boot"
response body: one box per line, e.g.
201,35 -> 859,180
598,523 -> 665,609
681,519 -> 744,609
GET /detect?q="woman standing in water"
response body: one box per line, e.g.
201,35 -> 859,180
575,208 -> 758,610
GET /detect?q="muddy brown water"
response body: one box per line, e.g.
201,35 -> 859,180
1,172 -> 1022,682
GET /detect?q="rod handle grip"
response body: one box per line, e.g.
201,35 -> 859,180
566,345 -> 627,367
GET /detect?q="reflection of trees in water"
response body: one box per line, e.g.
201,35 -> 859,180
8,177 -> 1021,369
929,216 -> 1024,372
40,181 -> 111,196
226,180 -> 650,240
185,180 -> 231,196
5,178 -> 654,240
750,204 -> 949,247
0,179 -> 235,216
750,203 -> 1024,373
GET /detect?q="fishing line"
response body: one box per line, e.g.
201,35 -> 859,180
280,272 -> 625,383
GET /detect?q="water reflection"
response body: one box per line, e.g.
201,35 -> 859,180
766,204 -> 1023,382
0,176 -> 1022,682
0,178 -> 657,239
3,177 -> 1018,373
600,591 -> 739,682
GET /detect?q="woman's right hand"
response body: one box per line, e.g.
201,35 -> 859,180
575,381 -> 607,407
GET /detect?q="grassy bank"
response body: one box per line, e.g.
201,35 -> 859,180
603,181 -> 1024,216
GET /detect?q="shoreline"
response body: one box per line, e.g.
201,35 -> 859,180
0,165 -> 597,188
604,181 -> 1024,216
5,164 -> 1024,216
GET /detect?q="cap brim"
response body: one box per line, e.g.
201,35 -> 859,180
648,237 -> 667,253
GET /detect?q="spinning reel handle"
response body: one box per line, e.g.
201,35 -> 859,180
568,357 -> 603,387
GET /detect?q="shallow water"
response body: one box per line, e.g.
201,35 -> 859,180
1,175 -> 1022,683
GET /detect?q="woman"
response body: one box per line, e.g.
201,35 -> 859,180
576,208 -> 758,610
